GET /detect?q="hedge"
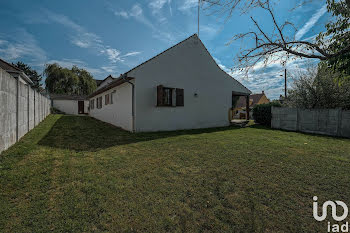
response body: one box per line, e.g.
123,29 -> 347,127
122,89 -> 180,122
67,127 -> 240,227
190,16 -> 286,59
252,102 -> 281,126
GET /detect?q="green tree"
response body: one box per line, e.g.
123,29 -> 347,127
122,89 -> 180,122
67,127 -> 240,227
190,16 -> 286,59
286,64 -> 350,109
44,63 -> 97,95
13,61 -> 43,89
318,0 -> 350,76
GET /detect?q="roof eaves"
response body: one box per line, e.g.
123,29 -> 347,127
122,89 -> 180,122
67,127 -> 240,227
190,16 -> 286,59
88,77 -> 134,98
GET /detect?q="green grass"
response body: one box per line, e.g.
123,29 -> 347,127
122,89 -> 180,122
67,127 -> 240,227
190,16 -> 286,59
1,114 -> 350,232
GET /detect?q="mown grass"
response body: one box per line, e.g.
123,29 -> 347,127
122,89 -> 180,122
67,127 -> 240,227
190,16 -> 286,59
1,114 -> 350,232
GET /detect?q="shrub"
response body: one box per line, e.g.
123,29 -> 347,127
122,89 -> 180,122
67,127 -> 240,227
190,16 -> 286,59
253,102 -> 281,126
51,107 -> 65,114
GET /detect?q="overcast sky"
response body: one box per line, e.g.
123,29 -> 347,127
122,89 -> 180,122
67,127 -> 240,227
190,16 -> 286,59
0,0 -> 329,99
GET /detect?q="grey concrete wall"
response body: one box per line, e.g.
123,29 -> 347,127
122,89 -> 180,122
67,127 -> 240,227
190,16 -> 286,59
0,68 -> 51,154
272,107 -> 350,138
0,69 -> 17,154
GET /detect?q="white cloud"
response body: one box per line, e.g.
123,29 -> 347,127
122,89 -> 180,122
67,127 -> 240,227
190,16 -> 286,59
122,51 -> 141,57
71,39 -> 91,48
44,9 -> 103,50
215,56 -> 313,99
101,65 -> 119,73
102,48 -> 122,63
179,0 -> 198,12
113,4 -> 180,44
0,29 -> 47,64
130,4 -> 143,17
148,0 -> 173,19
114,11 -> 129,19
149,0 -> 168,13
43,9 -> 137,64
295,4 -> 327,40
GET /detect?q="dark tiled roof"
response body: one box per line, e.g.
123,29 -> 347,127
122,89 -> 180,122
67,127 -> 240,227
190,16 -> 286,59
88,77 -> 134,98
0,58 -> 22,72
95,75 -> 116,87
95,79 -> 103,86
235,93 -> 265,108
50,94 -> 87,100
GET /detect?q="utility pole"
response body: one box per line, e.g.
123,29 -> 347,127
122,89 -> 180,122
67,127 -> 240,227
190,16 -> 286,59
198,0 -> 200,37
284,68 -> 287,98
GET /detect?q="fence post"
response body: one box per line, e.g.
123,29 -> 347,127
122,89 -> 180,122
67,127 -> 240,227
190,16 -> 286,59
15,77 -> 19,142
296,108 -> 299,132
337,108 -> 342,137
27,85 -> 30,132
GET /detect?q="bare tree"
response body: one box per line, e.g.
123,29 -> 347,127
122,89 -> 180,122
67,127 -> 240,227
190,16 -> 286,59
203,0 -> 350,73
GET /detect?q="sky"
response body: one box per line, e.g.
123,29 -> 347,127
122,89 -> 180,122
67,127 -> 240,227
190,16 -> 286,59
0,0 -> 330,99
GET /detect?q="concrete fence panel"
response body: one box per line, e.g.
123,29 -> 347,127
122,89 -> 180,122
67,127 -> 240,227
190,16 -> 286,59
0,68 -> 51,154
272,107 -> 350,138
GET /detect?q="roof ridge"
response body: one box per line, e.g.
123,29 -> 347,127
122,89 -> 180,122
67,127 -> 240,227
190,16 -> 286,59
125,34 -> 197,75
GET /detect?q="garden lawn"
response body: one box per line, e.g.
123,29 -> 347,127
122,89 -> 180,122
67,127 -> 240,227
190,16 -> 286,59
1,114 -> 350,232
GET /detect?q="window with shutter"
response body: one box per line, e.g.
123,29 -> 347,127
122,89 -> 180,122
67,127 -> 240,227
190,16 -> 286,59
105,94 -> 109,105
163,88 -> 172,106
90,99 -> 95,109
157,85 -> 183,107
176,88 -> 184,106
157,85 -> 164,106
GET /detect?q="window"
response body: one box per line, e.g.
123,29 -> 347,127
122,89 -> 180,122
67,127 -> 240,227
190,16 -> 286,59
97,97 -> 102,109
105,94 -> 110,105
110,91 -> 116,104
157,85 -> 184,107
163,88 -> 173,106
90,99 -> 95,109
176,88 -> 184,106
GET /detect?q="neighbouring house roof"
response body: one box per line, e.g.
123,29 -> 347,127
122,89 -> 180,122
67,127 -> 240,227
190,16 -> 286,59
95,79 -> 103,86
0,58 -> 33,85
88,77 -> 134,98
235,93 -> 267,108
50,94 -> 88,100
95,75 -> 116,87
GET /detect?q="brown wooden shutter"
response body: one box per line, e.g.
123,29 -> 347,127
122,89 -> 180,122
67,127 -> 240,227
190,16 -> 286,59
157,85 -> 164,106
176,88 -> 184,106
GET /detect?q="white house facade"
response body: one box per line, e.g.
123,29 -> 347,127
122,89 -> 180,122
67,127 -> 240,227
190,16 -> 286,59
51,94 -> 89,115
88,34 -> 251,132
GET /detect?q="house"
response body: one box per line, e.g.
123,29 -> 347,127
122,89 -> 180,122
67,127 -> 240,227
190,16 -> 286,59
50,94 -> 89,115
95,75 -> 116,90
233,91 -> 270,119
88,34 -> 251,132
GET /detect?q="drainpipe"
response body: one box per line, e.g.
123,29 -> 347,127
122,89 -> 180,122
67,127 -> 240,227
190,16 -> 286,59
122,74 -> 135,133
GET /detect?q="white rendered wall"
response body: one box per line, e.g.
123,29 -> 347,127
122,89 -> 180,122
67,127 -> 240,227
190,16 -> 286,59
89,82 -> 133,131
52,100 -> 88,115
128,36 -> 250,132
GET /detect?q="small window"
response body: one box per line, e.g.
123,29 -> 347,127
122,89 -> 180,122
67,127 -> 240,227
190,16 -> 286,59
105,94 -> 109,105
90,99 -> 95,109
163,88 -> 172,106
176,88 -> 184,106
110,91 -> 115,104
157,85 -> 184,107
97,97 -> 102,109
